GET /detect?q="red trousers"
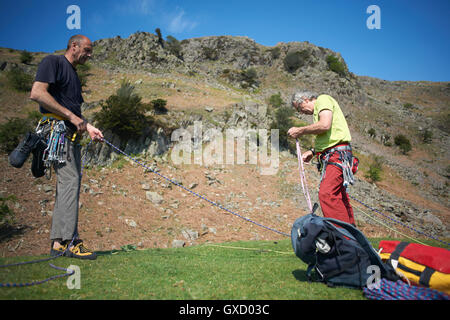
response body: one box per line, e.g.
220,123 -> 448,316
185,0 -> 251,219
318,152 -> 355,225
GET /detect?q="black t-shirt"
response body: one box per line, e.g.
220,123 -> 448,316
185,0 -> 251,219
35,55 -> 83,131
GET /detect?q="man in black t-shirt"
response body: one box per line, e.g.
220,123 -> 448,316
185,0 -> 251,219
30,35 -> 103,259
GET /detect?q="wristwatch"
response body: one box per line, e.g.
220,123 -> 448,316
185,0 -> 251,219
309,148 -> 315,156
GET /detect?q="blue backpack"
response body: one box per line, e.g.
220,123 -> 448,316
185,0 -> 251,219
291,204 -> 399,288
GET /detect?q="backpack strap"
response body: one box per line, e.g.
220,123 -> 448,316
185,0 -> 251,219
323,217 -> 400,281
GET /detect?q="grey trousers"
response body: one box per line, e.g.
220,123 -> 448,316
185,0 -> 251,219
50,139 -> 82,242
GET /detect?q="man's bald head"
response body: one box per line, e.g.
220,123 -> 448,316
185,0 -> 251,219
66,34 -> 91,51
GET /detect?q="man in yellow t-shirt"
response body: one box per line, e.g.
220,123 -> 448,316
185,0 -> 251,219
288,91 -> 355,225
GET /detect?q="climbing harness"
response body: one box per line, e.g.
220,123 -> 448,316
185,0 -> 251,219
316,143 -> 357,189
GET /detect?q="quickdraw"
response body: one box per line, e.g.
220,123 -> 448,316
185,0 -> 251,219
35,116 -> 71,179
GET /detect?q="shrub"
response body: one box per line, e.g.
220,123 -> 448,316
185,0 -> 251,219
422,129 -> 433,144
76,63 -> 91,88
403,103 -> 413,109
0,117 -> 33,153
166,35 -> 182,59
0,195 -> 16,227
6,67 -> 33,92
326,55 -> 347,76
240,68 -> 258,88
268,93 -> 284,108
202,47 -> 219,60
283,50 -> 309,73
270,106 -> 294,150
365,155 -> 383,183
20,50 -> 33,64
94,80 -> 151,141
394,134 -> 412,154
368,128 -> 376,139
267,47 -> 281,60
151,98 -> 168,114
155,28 -> 164,48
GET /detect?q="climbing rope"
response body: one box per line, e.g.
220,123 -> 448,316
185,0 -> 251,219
349,195 -> 449,247
293,141 -> 449,247
0,238 -> 76,288
0,141 -> 94,288
295,140 -> 313,213
101,138 -> 290,237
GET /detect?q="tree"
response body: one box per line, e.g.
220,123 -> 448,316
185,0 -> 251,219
239,68 -> 258,89
394,134 -> 412,154
94,80 -> 151,141
326,55 -> 347,76
283,50 -> 309,73
20,50 -> 33,64
365,155 -> 383,183
6,67 -> 33,92
151,98 -> 168,114
268,93 -> 284,108
155,28 -> 164,48
166,35 -> 182,59
422,129 -> 433,144
270,106 -> 294,150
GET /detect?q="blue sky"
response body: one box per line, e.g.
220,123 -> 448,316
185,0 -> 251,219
0,0 -> 449,81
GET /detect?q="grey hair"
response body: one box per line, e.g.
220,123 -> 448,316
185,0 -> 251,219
291,91 -> 318,105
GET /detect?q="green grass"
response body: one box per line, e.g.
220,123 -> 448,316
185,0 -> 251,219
0,238 -> 446,300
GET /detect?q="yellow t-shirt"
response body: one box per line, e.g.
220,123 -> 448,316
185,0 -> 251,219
313,94 -> 351,152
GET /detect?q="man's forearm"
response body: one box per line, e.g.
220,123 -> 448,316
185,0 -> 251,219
29,88 -> 87,131
299,122 -> 330,135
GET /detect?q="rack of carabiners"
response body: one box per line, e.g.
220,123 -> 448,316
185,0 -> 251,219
35,117 -> 67,178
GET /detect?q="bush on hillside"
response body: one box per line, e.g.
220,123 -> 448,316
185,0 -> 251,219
239,68 -> 258,89
283,50 -> 309,73
268,93 -> 284,108
166,35 -> 182,59
20,50 -> 33,64
365,155 -> 383,183
270,106 -> 294,150
326,55 -> 347,76
394,134 -> 412,154
151,98 -> 168,114
0,111 -> 40,153
155,28 -> 164,48
422,129 -> 433,144
6,67 -> 33,92
76,63 -> 91,88
94,80 -> 151,141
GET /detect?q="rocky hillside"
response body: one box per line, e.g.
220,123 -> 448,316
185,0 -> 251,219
0,31 -> 448,257
91,31 -> 450,207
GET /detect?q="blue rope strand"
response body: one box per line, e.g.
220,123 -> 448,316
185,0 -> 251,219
349,194 -> 449,247
102,138 -> 290,237
0,141 -> 93,288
